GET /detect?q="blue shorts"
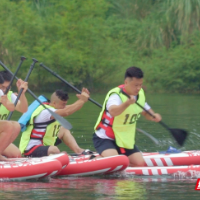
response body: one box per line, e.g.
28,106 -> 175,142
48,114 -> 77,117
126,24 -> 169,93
92,133 -> 140,157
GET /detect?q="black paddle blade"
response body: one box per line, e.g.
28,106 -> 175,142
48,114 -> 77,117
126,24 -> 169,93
169,129 -> 188,146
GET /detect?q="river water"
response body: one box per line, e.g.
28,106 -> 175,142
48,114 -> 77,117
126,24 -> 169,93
2,92 -> 200,199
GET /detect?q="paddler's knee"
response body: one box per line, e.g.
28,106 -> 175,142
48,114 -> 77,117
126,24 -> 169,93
48,146 -> 60,155
129,159 -> 146,167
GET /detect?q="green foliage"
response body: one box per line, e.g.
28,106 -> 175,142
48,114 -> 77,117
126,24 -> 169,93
140,32 -> 200,92
0,0 -> 200,93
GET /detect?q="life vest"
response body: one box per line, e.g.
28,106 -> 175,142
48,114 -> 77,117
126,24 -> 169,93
0,91 -> 12,120
94,86 -> 145,149
18,95 -> 49,131
19,104 -> 60,154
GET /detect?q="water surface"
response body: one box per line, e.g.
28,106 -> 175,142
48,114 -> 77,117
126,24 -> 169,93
6,92 -> 200,199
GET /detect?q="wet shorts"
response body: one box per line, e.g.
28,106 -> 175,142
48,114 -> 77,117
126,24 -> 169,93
24,145 -> 50,157
24,137 -> 62,157
92,133 -> 140,157
54,137 -> 62,146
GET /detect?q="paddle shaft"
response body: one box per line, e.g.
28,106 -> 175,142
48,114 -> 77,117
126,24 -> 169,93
39,63 -> 160,144
7,58 -> 38,120
0,61 -> 72,129
26,91 -> 72,130
0,56 -> 26,107
0,60 -> 72,129
40,63 -> 102,108
135,102 -> 170,130
0,60 -> 37,99
119,89 -> 171,129
136,128 -> 159,145
37,63 -> 188,146
4,56 -> 26,95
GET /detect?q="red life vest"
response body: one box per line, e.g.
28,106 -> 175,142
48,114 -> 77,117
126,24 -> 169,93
96,85 -> 127,139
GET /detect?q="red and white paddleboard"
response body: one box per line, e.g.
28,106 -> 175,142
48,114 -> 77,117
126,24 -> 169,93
143,151 -> 200,166
142,150 -> 199,156
125,165 -> 200,176
0,152 -> 69,181
58,155 -> 129,176
45,152 -> 70,170
72,150 -> 200,167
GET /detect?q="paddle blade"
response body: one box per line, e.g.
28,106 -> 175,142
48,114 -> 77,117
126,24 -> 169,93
169,129 -> 188,146
48,109 -> 72,130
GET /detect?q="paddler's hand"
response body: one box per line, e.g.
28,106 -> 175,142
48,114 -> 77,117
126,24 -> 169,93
126,95 -> 136,105
152,113 -> 162,122
0,95 -> 9,106
16,79 -> 28,94
76,87 -> 90,103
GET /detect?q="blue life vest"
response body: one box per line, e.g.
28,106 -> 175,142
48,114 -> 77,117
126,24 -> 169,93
18,95 -> 48,131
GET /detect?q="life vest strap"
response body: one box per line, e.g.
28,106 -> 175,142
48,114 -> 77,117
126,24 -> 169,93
30,129 -> 45,139
101,119 -> 112,127
32,129 -> 46,134
96,110 -> 115,139
33,119 -> 56,128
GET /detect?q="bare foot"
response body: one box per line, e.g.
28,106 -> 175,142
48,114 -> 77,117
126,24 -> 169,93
0,155 -> 8,161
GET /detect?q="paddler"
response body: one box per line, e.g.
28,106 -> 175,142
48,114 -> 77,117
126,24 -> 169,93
93,66 -> 162,166
19,88 -> 94,157
0,71 -> 28,160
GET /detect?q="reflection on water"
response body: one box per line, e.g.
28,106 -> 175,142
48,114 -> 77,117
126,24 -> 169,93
0,177 -> 198,200
8,93 -> 200,199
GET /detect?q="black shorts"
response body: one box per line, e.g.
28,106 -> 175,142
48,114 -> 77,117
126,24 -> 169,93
54,137 -> 62,146
24,138 -> 62,157
24,145 -> 50,157
92,133 -> 140,157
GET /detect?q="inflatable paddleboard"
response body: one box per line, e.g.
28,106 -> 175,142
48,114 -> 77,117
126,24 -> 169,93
0,152 -> 69,181
125,165 -> 200,176
58,155 -> 129,176
143,151 -> 200,166
72,149 -> 200,167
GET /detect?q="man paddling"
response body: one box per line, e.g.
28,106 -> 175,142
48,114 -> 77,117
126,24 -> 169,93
0,71 -> 28,115
93,66 -> 162,167
19,88 -> 94,157
0,73 -> 28,160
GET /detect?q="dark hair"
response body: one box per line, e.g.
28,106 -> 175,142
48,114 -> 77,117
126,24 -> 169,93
124,66 -> 143,79
55,90 -> 69,101
0,74 -> 4,84
0,70 -> 12,81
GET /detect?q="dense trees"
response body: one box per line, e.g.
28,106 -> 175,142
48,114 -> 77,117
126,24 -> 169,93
0,0 -> 200,92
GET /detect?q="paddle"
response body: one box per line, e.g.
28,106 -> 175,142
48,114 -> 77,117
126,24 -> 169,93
40,63 -> 102,108
120,89 -> 188,146
26,93 -> 73,130
7,58 -> 38,120
39,63 -> 159,145
0,56 -> 26,107
0,60 -> 72,130
4,56 -> 26,95
136,128 -> 159,145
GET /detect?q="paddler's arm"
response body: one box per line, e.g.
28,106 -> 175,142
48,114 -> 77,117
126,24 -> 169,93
53,88 -> 90,117
15,79 -> 28,113
141,108 -> 162,122
108,95 -> 136,117
0,95 -> 15,111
